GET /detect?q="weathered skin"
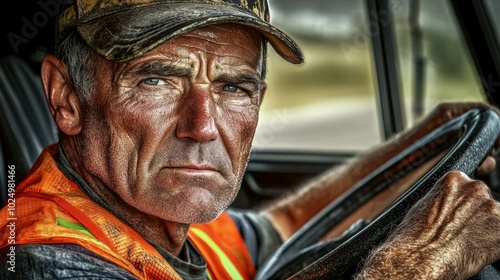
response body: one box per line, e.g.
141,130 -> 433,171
42,17 -> 500,277
355,171 -> 500,279
42,23 -> 266,256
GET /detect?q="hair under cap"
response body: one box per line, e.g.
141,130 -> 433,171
56,0 -> 304,64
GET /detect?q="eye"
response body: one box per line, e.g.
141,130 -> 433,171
222,84 -> 244,93
142,78 -> 165,86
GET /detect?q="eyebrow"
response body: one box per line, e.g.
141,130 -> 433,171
215,72 -> 262,86
134,61 -> 190,77
128,61 -> 262,86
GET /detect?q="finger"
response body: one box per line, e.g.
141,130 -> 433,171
476,156 -> 496,176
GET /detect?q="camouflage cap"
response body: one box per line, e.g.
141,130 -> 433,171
56,0 -> 304,64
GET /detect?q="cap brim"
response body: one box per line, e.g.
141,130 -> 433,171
77,2 -> 304,64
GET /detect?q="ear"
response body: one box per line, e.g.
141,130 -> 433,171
40,54 -> 82,136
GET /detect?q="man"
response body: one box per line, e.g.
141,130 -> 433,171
1,0 -> 500,279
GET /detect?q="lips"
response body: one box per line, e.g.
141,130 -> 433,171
174,163 -> 216,170
166,163 -> 220,174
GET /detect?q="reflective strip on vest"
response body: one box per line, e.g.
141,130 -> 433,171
57,217 -> 95,238
190,227 -> 244,280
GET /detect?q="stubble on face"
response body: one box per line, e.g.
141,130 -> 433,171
76,23 -> 266,224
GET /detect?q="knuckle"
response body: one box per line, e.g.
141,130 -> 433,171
467,180 -> 487,192
442,170 -> 468,184
465,180 -> 492,199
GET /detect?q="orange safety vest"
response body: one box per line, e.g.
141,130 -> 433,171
0,144 -> 255,279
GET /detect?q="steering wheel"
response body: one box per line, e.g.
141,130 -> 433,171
255,108 -> 500,280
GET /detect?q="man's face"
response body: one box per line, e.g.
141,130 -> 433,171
79,24 -> 266,223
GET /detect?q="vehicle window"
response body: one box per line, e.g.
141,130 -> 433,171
484,0 -> 500,48
253,0 -> 382,152
392,0 -> 486,127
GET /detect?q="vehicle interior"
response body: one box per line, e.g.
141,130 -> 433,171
2,0 -> 500,278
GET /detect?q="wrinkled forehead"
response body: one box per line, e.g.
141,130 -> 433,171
101,23 -> 266,79
178,24 -> 264,55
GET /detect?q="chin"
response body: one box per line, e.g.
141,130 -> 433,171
187,210 -> 224,224
182,198 -> 230,224
136,179 -> 239,223
144,193 -> 231,224
164,206 -> 225,224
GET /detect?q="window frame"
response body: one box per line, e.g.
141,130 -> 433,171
450,0 -> 500,107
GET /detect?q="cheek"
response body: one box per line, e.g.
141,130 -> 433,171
106,101 -> 175,178
219,107 -> 259,168
87,97 -> 175,189
79,106 -> 114,182
110,96 -> 175,143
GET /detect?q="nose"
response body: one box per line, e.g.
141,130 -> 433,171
176,86 -> 218,142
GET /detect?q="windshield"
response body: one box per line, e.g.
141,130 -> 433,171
392,0 -> 486,127
253,0 -> 381,152
484,0 -> 500,53
254,0 -> 487,153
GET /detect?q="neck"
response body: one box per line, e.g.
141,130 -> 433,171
59,137 -> 189,256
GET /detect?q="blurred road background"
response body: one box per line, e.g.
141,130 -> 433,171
254,0 -> 485,152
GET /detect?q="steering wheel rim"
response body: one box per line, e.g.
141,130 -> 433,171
255,108 -> 500,280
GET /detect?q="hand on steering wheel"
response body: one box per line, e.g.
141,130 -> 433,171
357,170 -> 500,279
256,108 -> 500,280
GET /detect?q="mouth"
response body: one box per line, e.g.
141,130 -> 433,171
155,161 -> 231,194
167,164 -> 220,175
